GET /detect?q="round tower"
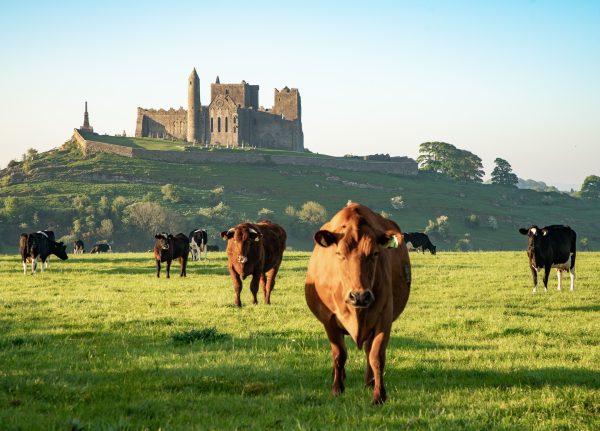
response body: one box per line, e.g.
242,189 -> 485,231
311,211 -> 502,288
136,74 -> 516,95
187,68 -> 201,143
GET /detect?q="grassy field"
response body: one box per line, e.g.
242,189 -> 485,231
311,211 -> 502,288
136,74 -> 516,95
0,251 -> 598,430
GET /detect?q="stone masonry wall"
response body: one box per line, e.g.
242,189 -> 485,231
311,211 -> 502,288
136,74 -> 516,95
73,130 -> 417,175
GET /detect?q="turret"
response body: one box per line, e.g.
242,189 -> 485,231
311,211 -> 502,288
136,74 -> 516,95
80,101 -> 94,133
187,68 -> 201,143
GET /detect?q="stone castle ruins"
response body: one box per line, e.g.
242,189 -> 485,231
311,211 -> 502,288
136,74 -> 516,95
135,69 -> 304,151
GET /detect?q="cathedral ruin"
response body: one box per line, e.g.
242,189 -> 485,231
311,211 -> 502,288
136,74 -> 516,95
135,69 -> 304,151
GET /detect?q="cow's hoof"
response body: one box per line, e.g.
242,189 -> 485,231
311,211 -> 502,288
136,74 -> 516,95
331,385 -> 344,396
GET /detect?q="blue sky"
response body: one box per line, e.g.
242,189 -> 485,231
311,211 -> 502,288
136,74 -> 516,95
1,1 -> 598,189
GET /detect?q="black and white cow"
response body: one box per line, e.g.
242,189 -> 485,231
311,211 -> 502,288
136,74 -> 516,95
403,232 -> 437,255
74,239 -> 85,254
518,225 -> 577,293
189,228 -> 208,261
90,243 -> 112,253
20,232 -> 68,274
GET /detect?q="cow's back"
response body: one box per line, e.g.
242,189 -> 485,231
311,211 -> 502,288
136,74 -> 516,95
257,221 -> 286,272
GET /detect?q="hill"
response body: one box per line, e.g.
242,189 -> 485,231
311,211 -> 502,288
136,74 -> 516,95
1,136 -> 599,252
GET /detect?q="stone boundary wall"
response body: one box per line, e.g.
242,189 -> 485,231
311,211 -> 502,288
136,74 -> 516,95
73,129 -> 418,175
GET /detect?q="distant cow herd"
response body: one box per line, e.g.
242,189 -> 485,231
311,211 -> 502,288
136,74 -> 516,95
18,202 -> 579,404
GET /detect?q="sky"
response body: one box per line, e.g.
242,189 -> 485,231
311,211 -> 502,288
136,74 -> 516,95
0,1 -> 598,190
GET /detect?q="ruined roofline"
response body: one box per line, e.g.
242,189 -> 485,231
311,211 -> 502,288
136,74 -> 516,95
137,107 -> 187,114
275,86 -> 299,93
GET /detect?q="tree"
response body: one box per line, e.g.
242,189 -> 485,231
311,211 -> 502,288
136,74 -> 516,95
161,184 -> 181,203
580,175 -> 600,199
124,202 -> 176,234
296,201 -> 327,225
491,158 -> 518,186
417,142 -> 484,183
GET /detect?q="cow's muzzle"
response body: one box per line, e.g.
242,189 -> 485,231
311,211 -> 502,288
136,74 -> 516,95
237,255 -> 248,264
345,289 -> 375,308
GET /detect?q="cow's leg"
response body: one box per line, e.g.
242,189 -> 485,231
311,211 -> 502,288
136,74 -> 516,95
166,260 -> 172,279
22,260 -> 27,275
323,317 -> 347,396
556,269 -> 562,291
31,258 -> 37,274
229,271 -> 243,307
260,273 -> 267,301
180,257 -> 187,277
156,260 -> 161,278
249,272 -> 260,305
542,265 -> 551,292
570,268 -> 576,291
368,329 -> 390,404
530,266 -> 538,293
263,266 -> 279,305
364,337 -> 374,387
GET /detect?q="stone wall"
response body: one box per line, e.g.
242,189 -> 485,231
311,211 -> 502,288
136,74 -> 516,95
135,108 -> 187,140
73,130 -> 418,176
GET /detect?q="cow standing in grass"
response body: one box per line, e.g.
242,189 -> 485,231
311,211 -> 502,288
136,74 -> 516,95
154,233 -> 189,278
305,202 -> 411,404
189,228 -> 208,261
74,239 -> 85,254
221,221 -> 286,307
519,225 -> 577,292
20,232 -> 68,274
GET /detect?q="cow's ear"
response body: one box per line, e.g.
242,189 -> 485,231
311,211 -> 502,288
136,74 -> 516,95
542,229 -> 548,236
518,228 -> 529,235
378,231 -> 401,249
314,230 -> 341,247
220,229 -> 234,240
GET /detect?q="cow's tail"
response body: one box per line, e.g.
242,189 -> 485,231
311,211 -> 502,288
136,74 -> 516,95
570,230 -> 577,270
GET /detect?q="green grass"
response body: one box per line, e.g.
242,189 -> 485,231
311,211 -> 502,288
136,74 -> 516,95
1,252 -> 598,430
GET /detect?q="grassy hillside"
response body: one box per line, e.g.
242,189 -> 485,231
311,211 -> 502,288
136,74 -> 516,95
0,252 -> 598,429
1,138 -> 599,252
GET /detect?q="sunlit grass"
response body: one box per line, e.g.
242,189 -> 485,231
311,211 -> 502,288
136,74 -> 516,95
0,251 -> 598,430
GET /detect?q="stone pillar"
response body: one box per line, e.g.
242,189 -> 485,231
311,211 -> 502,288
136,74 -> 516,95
187,68 -> 201,143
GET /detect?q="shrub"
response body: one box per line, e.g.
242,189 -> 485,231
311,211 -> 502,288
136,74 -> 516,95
257,208 -> 274,219
464,214 -> 480,228
161,184 -> 180,203
455,234 -> 472,251
487,216 -> 498,230
284,205 -> 296,217
296,201 -> 327,225
390,196 -> 405,210
424,215 -> 450,239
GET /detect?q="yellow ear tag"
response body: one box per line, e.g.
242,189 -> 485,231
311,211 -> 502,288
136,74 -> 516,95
386,235 -> 399,249
254,236 -> 260,242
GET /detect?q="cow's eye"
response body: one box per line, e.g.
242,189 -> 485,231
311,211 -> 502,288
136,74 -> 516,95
335,251 -> 344,259
373,251 -> 380,257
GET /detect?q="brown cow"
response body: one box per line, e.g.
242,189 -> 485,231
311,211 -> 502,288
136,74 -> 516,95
154,233 -> 189,278
220,221 -> 286,307
305,202 -> 411,404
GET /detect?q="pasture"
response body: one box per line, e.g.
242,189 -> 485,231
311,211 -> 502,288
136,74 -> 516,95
0,251 -> 598,430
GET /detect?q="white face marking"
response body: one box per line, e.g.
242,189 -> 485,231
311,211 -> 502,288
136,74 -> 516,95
530,228 -> 537,235
406,241 -> 415,250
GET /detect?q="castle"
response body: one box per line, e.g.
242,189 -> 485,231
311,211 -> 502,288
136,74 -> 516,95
135,69 -> 304,151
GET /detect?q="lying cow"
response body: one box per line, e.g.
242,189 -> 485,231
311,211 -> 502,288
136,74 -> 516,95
90,243 -> 112,253
20,232 -> 68,274
403,232 -> 436,254
221,221 -> 286,307
519,225 -> 576,292
305,202 -> 411,404
154,233 -> 189,278
189,228 -> 208,261
74,239 -> 85,254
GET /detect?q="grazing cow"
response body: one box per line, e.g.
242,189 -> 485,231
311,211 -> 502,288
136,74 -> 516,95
90,243 -> 112,253
74,239 -> 85,254
305,202 -> 411,404
20,232 -> 68,274
189,228 -> 208,261
206,244 -> 219,252
220,221 -> 286,307
403,232 -> 436,254
519,225 -> 577,293
154,233 -> 189,278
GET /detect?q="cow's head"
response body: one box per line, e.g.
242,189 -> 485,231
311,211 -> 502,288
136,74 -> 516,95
314,218 -> 401,309
53,241 -> 69,260
154,233 -> 171,251
430,244 -> 437,255
519,226 -> 547,266
221,224 -> 262,268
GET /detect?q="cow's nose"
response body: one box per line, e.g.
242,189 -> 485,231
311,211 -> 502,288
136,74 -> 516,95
346,290 -> 375,308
